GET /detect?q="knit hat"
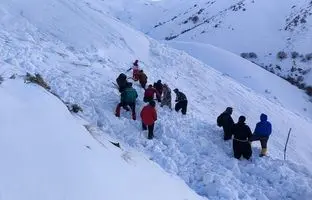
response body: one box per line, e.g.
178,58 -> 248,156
238,116 -> 246,123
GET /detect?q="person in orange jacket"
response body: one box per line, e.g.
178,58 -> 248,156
140,100 -> 157,139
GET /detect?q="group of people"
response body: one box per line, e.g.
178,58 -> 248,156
115,60 -> 272,160
115,60 -> 188,139
217,107 -> 272,159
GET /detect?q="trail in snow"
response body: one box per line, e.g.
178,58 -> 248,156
0,80 -> 204,200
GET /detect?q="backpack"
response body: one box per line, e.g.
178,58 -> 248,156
217,113 -> 224,127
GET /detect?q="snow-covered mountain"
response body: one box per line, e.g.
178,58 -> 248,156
1,0 -> 312,199
103,0 -> 312,97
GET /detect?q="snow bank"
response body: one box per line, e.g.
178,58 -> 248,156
0,80 -> 204,200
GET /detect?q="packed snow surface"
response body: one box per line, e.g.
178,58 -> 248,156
0,80 -> 204,200
0,0 -> 312,199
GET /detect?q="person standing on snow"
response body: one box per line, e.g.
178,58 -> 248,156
153,80 -> 163,102
144,84 -> 159,103
116,73 -> 129,93
140,100 -> 157,139
127,60 -> 140,81
217,107 -> 234,141
138,70 -> 147,89
115,83 -> 138,120
232,116 -> 253,160
173,88 -> 188,115
249,113 -> 272,157
160,84 -> 172,110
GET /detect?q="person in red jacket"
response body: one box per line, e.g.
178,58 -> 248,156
140,100 -> 157,139
144,84 -> 159,103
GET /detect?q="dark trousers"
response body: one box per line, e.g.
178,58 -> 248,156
115,102 -> 136,120
175,100 -> 188,115
144,96 -> 154,103
223,126 -> 232,141
156,91 -> 162,102
250,135 -> 269,148
142,122 -> 154,139
233,139 -> 252,160
140,81 -> 147,89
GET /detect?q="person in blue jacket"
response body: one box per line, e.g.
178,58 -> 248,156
250,113 -> 272,157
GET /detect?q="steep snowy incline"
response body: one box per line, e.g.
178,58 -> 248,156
1,0 -> 312,199
0,79 -> 204,200
98,0 -> 312,102
77,0 -> 312,116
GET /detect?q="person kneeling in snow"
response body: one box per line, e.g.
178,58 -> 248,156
173,88 -> 187,115
140,100 -> 157,139
232,116 -> 253,160
249,113 -> 272,157
115,83 -> 138,120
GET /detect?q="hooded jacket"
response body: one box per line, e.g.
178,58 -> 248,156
254,114 -> 272,137
140,105 -> 157,125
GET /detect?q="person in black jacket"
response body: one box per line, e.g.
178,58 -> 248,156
173,88 -> 187,115
153,80 -> 163,102
217,107 -> 234,141
116,73 -> 128,93
232,116 -> 252,160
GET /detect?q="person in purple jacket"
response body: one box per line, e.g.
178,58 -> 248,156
250,113 -> 272,157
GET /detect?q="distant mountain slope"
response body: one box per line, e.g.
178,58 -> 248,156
101,0 -> 312,97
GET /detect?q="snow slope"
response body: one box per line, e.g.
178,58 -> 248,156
168,40 -> 312,119
1,0 -> 312,199
101,0 -> 312,96
0,79 -> 203,200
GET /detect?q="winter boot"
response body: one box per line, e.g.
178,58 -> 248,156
260,148 -> 267,157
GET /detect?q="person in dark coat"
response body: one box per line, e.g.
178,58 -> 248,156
153,80 -> 163,102
144,84 -> 158,103
115,83 -> 138,120
140,100 -> 157,139
173,88 -> 187,115
116,73 -> 128,93
217,107 -> 234,141
250,113 -> 272,157
232,116 -> 253,160
138,70 -> 147,89
160,84 -> 172,110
